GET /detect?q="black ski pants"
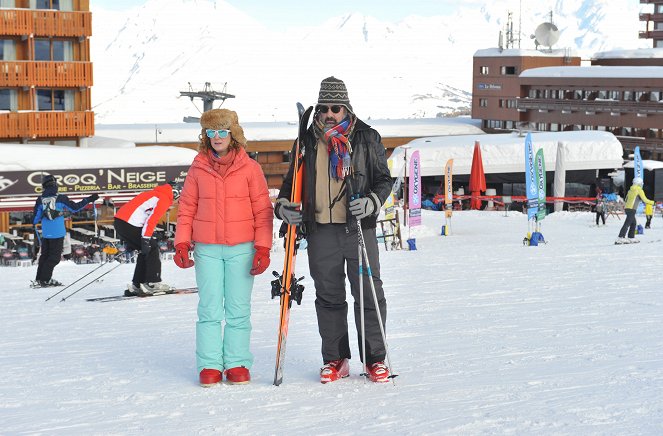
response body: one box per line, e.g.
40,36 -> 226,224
595,210 -> 605,225
307,223 -> 387,365
114,218 -> 161,285
618,209 -> 638,238
36,237 -> 63,282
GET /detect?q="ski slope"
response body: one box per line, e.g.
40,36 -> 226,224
1,210 -> 662,434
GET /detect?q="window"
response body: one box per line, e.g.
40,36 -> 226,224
479,98 -> 488,107
479,66 -> 489,75
32,0 -> 61,9
0,39 -> 16,61
35,39 -> 50,60
0,89 -> 17,111
500,66 -> 517,75
37,89 -> 65,110
33,39 -> 72,61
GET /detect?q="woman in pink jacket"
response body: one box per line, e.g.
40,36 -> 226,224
174,108 -> 273,387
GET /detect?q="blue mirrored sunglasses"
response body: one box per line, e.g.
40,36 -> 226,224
206,129 -> 230,139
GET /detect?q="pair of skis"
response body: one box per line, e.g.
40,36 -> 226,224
271,103 -> 312,386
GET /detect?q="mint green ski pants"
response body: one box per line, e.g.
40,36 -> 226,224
194,242 -> 255,373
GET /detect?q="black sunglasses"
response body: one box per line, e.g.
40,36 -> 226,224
316,105 -> 343,114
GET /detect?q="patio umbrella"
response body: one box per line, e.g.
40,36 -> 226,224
468,140 -> 486,210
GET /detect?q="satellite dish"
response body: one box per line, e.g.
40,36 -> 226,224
534,22 -> 560,49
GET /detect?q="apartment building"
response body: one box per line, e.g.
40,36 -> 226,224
0,0 -> 93,145
471,1 -> 663,161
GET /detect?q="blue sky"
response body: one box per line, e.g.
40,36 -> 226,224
91,0 -> 458,30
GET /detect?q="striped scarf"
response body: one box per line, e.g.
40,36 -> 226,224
322,117 -> 354,181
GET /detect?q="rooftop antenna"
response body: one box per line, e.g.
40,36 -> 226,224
505,12 -> 515,49
530,10 -> 559,52
180,82 -> 236,123
518,0 -> 522,48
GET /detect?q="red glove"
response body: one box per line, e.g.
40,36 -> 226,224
174,242 -> 194,269
250,246 -> 270,275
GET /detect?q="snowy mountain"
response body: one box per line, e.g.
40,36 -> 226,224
90,0 -> 649,124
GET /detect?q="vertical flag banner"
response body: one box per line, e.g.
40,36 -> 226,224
553,141 -> 567,213
524,133 -> 538,221
535,148 -> 547,221
408,150 -> 421,227
634,146 -> 643,181
444,159 -> 453,219
384,193 -> 395,220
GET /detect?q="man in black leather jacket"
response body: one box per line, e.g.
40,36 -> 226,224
275,77 -> 393,383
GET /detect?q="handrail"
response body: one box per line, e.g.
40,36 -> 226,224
1,61 -> 93,87
0,9 -> 91,37
517,98 -> 663,114
0,111 -> 95,139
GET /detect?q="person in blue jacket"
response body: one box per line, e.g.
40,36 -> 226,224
32,175 -> 98,287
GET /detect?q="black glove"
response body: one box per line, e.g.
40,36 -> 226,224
349,193 -> 379,219
140,237 -> 153,256
275,199 -> 302,225
88,193 -> 99,203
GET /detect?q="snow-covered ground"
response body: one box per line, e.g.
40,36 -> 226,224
2,210 -> 662,435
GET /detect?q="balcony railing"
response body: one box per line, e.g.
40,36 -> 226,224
0,111 -> 94,139
1,61 -> 93,87
639,13 -> 663,20
0,9 -> 91,37
639,29 -> 663,39
516,98 -> 663,115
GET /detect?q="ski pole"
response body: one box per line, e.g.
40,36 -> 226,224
358,241 -> 368,382
45,256 -> 117,302
348,179 -> 397,384
60,260 -> 125,302
93,200 -> 98,237
356,220 -> 396,384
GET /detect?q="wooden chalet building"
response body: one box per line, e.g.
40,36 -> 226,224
0,0 -> 93,145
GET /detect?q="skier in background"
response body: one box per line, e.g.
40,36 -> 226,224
615,177 -> 655,244
645,201 -> 654,229
275,77 -> 393,384
174,108 -> 273,387
32,175 -> 98,288
114,182 -> 179,296
595,187 -> 606,226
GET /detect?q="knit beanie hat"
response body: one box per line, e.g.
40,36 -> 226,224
200,108 -> 247,147
42,174 -> 57,189
318,76 -> 353,112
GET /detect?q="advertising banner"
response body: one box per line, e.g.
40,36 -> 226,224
408,150 -> 421,227
524,133 -> 538,221
0,166 -> 189,197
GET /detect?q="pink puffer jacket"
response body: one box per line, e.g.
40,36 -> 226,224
175,148 -> 273,248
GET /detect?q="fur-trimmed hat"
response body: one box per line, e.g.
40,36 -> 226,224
199,108 -> 247,148
318,76 -> 353,112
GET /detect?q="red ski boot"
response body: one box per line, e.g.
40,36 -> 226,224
320,358 -> 350,384
199,368 -> 222,387
225,366 -> 251,385
367,361 -> 390,383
